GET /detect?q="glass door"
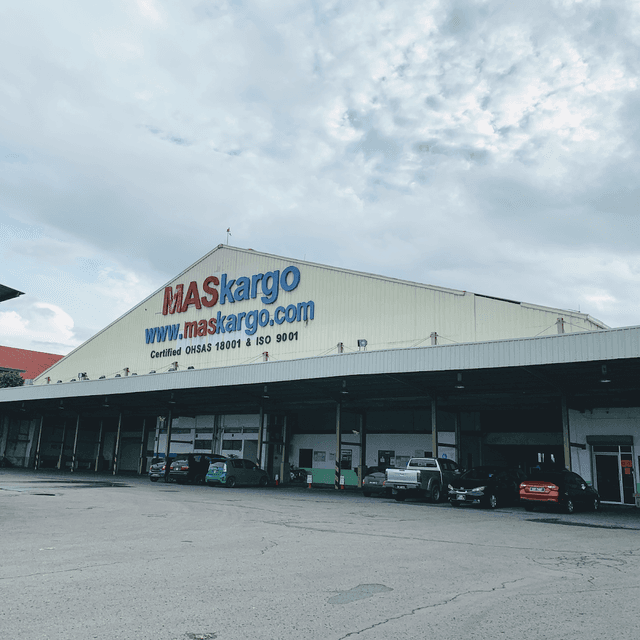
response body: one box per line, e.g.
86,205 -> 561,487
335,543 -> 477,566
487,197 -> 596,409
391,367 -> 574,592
593,445 -> 636,504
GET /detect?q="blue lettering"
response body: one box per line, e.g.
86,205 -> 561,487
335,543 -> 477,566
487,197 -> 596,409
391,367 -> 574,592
274,307 -> 286,325
250,273 -> 264,299
225,315 -> 237,332
285,305 -> 297,322
215,311 -> 226,334
167,324 -> 180,340
280,266 -> 300,292
156,326 -> 168,342
237,311 -> 246,331
258,309 -> 269,327
245,310 -> 258,335
261,271 -> 279,304
234,277 -> 251,301
145,328 -> 156,344
219,274 -> 235,304
297,301 -> 314,321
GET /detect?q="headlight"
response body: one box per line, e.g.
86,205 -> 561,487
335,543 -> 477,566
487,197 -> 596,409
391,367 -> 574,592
471,486 -> 486,494
448,484 -> 454,490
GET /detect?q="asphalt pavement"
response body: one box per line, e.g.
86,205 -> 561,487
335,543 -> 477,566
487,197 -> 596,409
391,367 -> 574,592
1,469 -> 639,640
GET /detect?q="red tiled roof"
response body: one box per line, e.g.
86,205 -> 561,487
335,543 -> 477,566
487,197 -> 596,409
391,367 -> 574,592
0,345 -> 64,380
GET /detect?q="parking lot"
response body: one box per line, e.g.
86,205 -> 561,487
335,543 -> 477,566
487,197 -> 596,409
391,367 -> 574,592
1,469 -> 639,640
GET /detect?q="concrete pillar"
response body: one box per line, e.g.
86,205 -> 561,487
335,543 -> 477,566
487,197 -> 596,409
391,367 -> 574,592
138,418 -> 147,474
113,412 -> 123,475
34,416 -> 44,470
358,412 -> 366,488
334,401 -> 341,490
257,404 -> 265,468
94,420 -> 104,472
163,410 -> 173,482
561,395 -> 571,471
431,398 -> 438,458
70,414 -> 80,472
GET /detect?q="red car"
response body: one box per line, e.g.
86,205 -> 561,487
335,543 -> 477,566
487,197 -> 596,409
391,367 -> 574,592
519,469 -> 600,514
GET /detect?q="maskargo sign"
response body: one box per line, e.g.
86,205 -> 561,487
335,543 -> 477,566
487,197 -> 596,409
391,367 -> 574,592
144,266 -> 315,348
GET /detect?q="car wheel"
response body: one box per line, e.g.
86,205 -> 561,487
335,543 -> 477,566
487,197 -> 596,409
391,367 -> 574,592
226,476 -> 237,488
394,493 -> 406,502
363,491 -> 372,497
565,498 -> 575,514
524,503 -> 535,512
430,485 -> 441,503
258,476 -> 268,487
486,493 -> 498,509
150,477 -> 159,482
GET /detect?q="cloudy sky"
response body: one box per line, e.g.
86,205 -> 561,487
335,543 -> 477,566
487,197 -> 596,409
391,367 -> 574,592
1,0 -> 639,355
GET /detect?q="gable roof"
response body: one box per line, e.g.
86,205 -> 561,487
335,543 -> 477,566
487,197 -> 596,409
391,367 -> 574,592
0,345 -> 64,380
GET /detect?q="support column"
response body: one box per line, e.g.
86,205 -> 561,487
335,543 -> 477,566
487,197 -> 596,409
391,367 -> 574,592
70,414 -> 80,472
257,404 -> 265,468
163,410 -> 173,482
431,398 -> 438,459
138,418 -> 147,475
34,416 -> 44,470
0,416 -> 9,459
94,420 -> 104,472
279,415 -> 288,485
335,401 -> 341,490
358,412 -> 366,488
57,421 -> 67,470
561,395 -> 571,471
454,412 -> 461,465
113,412 -> 123,475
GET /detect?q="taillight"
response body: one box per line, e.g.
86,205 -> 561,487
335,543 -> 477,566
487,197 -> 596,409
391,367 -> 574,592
416,471 -> 421,482
181,466 -> 188,471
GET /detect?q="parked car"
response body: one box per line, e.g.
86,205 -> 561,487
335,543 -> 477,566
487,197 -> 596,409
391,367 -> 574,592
205,458 -> 269,488
385,458 -> 461,502
148,458 -> 167,482
519,469 -> 601,513
168,454 -> 226,484
362,466 -> 391,497
448,466 -> 526,508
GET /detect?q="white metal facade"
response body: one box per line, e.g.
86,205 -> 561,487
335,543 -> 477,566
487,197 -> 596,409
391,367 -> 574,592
34,245 -> 607,385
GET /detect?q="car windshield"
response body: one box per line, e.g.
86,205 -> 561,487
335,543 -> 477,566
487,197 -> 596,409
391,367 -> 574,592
210,462 -> 226,470
461,466 -> 506,480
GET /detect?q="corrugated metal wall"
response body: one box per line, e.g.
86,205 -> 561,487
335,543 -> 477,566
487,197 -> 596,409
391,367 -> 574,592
34,246 -> 609,384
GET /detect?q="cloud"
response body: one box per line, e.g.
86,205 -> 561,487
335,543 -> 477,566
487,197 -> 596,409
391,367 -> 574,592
2,0 -> 640,353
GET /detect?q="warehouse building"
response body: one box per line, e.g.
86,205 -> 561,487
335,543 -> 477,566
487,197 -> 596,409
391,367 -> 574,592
0,245 -> 638,505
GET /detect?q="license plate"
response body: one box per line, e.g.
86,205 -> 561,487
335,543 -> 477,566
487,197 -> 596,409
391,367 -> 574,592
396,485 -> 406,490
529,487 -> 545,492
457,495 -> 466,501
369,481 -> 378,485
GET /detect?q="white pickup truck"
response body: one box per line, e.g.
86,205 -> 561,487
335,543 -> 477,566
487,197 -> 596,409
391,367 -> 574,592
385,458 -> 461,502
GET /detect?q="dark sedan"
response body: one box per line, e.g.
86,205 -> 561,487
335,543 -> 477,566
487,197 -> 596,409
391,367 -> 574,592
520,469 -> 600,513
362,466 -> 391,497
448,466 -> 526,509
169,454 -> 226,484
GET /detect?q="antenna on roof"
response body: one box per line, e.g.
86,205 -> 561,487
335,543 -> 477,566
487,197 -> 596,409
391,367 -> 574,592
226,227 -> 232,245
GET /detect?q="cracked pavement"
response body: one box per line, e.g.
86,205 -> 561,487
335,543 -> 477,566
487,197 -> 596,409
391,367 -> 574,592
1,470 -> 639,640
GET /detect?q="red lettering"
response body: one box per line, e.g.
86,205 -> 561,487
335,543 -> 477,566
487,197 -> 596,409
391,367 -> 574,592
162,284 -> 184,315
181,281 -> 202,313
208,318 -> 217,335
197,319 -> 208,337
201,276 -> 219,308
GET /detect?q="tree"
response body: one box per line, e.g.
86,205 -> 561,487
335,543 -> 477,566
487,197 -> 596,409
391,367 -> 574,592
0,371 -> 24,388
